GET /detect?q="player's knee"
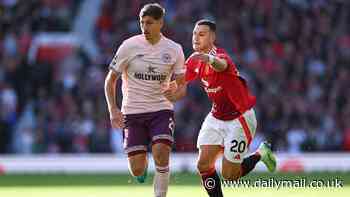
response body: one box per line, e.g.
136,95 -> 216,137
153,153 -> 169,166
197,159 -> 211,173
130,165 -> 146,177
222,169 -> 240,181
128,152 -> 147,176
152,146 -> 170,166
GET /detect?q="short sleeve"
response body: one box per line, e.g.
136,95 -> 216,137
217,52 -> 234,67
185,57 -> 198,82
216,50 -> 237,73
109,41 -> 129,73
173,45 -> 185,75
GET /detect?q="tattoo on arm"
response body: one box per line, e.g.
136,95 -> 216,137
210,57 -> 228,72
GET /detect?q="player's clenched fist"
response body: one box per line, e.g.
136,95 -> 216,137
161,80 -> 178,102
110,109 -> 124,128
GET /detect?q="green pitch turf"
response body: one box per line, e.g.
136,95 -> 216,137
0,172 -> 349,197
1,186 -> 349,197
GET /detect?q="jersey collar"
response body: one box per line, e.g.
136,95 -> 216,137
209,46 -> 217,55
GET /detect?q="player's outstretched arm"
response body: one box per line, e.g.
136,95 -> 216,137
104,70 -> 124,128
209,55 -> 227,72
162,74 -> 187,102
190,52 -> 228,72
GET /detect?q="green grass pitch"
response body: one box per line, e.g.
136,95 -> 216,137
0,172 -> 349,197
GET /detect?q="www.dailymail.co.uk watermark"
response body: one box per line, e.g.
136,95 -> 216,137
204,178 -> 344,190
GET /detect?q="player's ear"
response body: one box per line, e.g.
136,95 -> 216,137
210,31 -> 216,43
159,18 -> 164,29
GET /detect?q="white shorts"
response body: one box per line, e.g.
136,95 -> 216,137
197,109 -> 257,163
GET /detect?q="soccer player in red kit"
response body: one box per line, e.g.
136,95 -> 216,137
185,20 -> 277,197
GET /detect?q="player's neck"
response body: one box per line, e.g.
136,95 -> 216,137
202,45 -> 215,54
147,34 -> 162,45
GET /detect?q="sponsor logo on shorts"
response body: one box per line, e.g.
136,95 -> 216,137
234,154 -> 241,160
123,128 -> 129,148
168,117 -> 175,135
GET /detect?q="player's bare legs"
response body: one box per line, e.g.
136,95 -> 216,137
221,153 -> 260,180
152,143 -> 171,170
128,153 -> 148,178
197,145 -> 222,174
152,143 -> 171,197
221,158 -> 241,180
197,145 -> 223,197
221,142 -> 276,181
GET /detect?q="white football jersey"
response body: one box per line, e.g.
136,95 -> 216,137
109,34 -> 185,114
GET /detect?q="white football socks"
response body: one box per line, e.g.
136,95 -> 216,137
153,165 -> 170,197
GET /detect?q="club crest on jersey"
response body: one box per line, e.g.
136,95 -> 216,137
162,53 -> 172,64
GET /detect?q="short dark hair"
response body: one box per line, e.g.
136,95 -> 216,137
195,19 -> 216,32
139,3 -> 165,20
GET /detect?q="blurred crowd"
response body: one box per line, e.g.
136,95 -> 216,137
1,0 -> 350,154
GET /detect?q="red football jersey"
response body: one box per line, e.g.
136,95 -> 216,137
185,47 -> 256,120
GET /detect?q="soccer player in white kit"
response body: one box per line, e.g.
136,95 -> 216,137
104,3 -> 186,197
